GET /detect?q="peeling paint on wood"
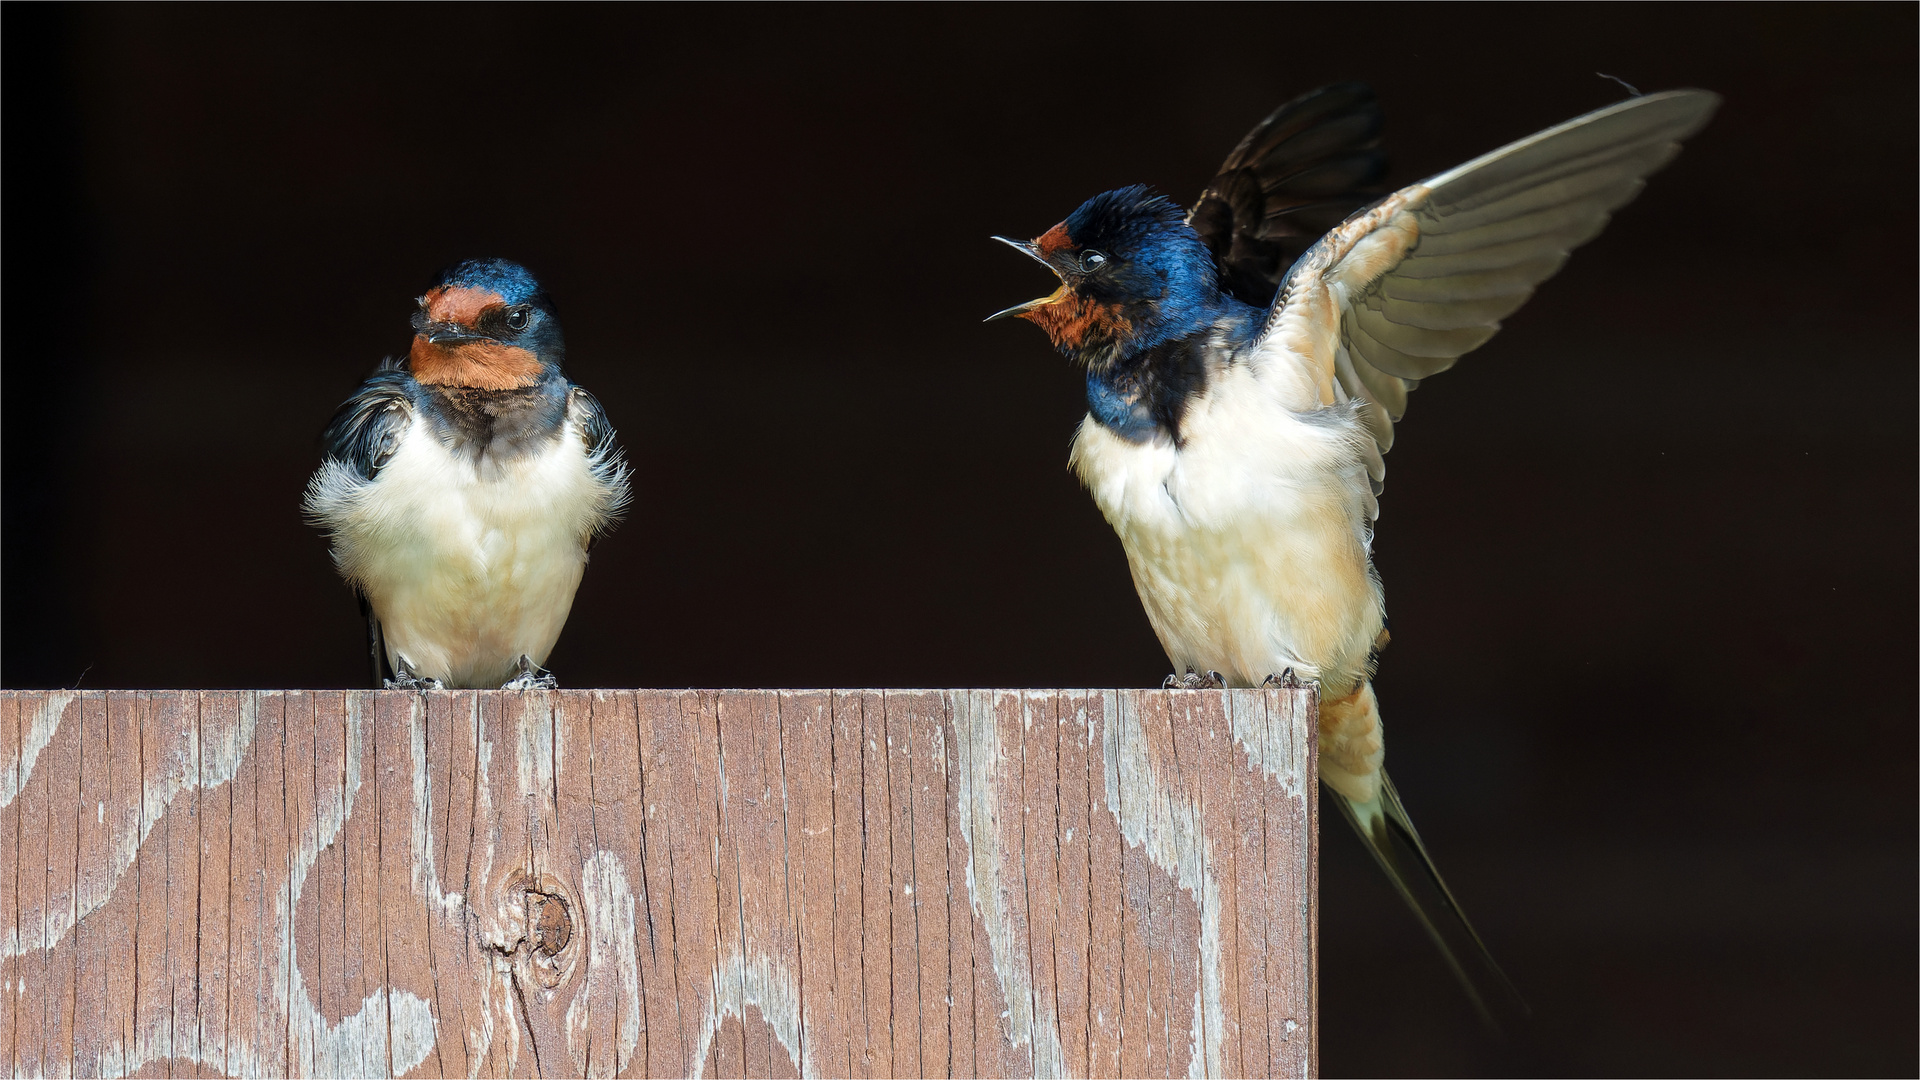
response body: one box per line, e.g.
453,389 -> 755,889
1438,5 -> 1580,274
0,688 -> 1315,1078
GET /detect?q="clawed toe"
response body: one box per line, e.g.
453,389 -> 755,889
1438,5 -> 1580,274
1260,668 -> 1305,689
1163,668 -> 1226,690
384,656 -> 443,691
501,655 -> 558,691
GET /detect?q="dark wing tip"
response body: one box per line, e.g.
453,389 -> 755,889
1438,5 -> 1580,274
1193,83 -> 1391,308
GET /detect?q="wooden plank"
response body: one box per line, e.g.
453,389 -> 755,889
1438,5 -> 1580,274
941,690 -> 976,1080
523,689 -> 587,1075
427,689 -> 484,1078
970,689 -> 1032,1079
1164,691 -> 1209,1079
882,691 -> 922,1080
500,689 -> 579,1080
658,690 -> 723,1079
575,689 -> 649,1079
1019,691 -> 1063,1079
1053,691 -> 1093,1080
828,689 -> 870,1080
479,688 -> 541,1079
1138,690 -> 1177,1080
781,689 -> 845,1080
1114,691 -> 1152,1080
900,689 -> 951,1080
545,690 -> 625,1079
370,691 -> 444,1080
0,692 -> 18,1079
1225,691 -> 1271,1078
751,691 -> 805,1080
1082,690 -> 1123,1079
0,687 -> 1318,1080
166,691 -> 202,1074
193,690 -> 238,1079
252,692 -> 294,1079
631,689 -> 690,1077
960,688 -> 1006,1080
70,693 -> 111,1078
309,691 -> 353,1074
41,692 -> 82,1079
223,692 -> 268,1080
714,689 -> 799,1080
1261,687 -> 1314,1076
278,691 -> 320,1076
129,692 -> 174,1071
713,689 -> 765,1079
342,693 -> 384,1078
855,688 -> 894,1079
14,691 -> 52,1077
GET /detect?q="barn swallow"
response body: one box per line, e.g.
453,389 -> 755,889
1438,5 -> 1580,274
304,258 -> 631,690
991,84 -> 1719,1027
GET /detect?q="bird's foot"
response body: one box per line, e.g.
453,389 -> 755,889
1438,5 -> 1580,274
1260,668 -> 1306,689
383,656 -> 443,692
1162,668 -> 1226,690
501,655 -> 558,691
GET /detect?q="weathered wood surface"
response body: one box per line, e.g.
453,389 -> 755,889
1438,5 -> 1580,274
0,688 -> 1317,1079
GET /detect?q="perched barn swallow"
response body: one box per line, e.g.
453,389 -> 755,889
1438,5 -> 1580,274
991,85 -> 1718,1025
304,258 -> 631,690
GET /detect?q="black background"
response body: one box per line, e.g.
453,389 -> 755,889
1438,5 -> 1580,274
5,5 -> 1914,1075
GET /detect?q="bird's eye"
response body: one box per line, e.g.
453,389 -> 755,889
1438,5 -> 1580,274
1081,251 -> 1108,272
505,307 -> 530,331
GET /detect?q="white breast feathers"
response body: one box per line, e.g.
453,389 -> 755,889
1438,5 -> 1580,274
305,401 -> 628,688
1068,358 -> 1384,691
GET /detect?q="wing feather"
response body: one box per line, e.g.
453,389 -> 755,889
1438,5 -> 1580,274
318,360 -> 414,482
1345,317 -> 1462,381
1188,83 -> 1389,307
566,386 -> 634,548
1372,291 -> 1533,331
1378,257 -> 1564,303
1262,89 -> 1719,511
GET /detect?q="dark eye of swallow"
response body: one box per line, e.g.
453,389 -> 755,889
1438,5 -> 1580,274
1081,251 -> 1108,272
505,307 -> 530,331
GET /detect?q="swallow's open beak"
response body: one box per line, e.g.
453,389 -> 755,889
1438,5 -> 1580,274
985,235 -> 1068,322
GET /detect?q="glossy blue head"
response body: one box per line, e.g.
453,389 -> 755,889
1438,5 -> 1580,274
408,258 -> 567,390
987,185 -> 1224,370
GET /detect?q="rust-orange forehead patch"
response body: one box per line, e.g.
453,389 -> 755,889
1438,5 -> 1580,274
421,284 -> 504,327
1035,222 -> 1074,258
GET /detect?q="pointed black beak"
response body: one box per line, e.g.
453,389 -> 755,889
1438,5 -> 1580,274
985,236 -> 1066,322
992,235 -> 1049,266
423,323 -> 488,346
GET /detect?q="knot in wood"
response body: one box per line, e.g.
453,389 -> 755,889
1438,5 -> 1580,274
528,888 -> 572,957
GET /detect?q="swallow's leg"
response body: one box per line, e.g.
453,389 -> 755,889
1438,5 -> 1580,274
502,655 -> 559,691
384,655 -> 443,691
1162,668 -> 1226,690
1261,669 -> 1305,689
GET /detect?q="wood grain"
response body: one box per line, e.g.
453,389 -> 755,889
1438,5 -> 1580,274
0,689 -> 1315,1079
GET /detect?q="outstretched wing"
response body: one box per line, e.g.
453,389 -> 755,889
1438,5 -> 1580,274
1187,82 -> 1388,308
1260,89 -> 1720,506
318,359 -> 414,482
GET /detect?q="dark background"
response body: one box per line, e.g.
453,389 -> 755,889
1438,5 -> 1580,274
5,5 -> 1914,1075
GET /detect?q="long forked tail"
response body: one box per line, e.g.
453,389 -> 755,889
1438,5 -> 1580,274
1332,769 -> 1530,1034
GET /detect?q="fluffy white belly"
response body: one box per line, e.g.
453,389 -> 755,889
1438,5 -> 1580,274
315,416 -> 607,687
1069,369 -> 1384,690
